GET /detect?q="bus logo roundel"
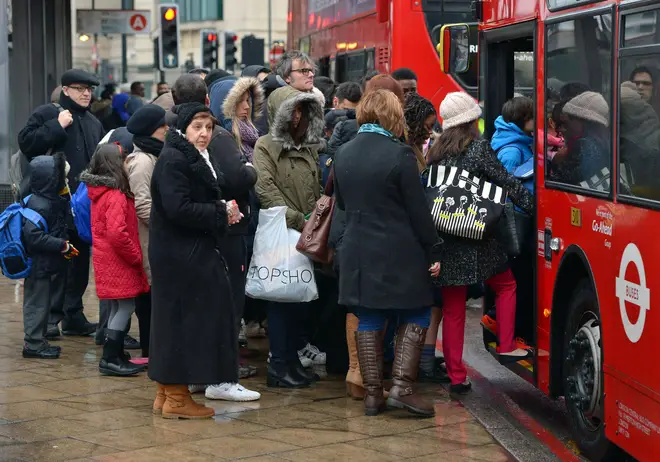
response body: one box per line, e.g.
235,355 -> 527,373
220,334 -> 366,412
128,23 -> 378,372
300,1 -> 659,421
615,243 -> 650,343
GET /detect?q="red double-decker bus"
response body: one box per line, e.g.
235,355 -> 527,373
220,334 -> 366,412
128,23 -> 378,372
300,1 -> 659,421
287,0 -> 478,109
441,0 -> 660,460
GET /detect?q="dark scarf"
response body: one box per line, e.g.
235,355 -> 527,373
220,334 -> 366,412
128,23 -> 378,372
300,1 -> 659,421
59,92 -> 90,113
133,135 -> 164,157
237,119 -> 259,162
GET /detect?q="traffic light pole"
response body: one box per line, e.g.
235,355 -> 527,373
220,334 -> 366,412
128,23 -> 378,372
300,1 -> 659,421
121,0 -> 133,83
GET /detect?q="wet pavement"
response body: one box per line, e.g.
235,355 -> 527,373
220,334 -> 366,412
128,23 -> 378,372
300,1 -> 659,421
0,279 -> 521,462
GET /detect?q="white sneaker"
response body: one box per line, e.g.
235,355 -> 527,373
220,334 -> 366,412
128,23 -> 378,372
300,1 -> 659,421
188,384 -> 206,394
299,343 -> 326,365
268,351 -> 313,368
205,383 -> 261,402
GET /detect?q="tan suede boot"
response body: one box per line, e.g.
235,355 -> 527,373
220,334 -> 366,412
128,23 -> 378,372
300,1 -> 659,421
346,314 -> 365,399
152,383 -> 166,415
161,385 -> 215,419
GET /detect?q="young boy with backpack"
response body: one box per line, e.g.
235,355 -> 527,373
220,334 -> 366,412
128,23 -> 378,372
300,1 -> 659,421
21,153 -> 79,358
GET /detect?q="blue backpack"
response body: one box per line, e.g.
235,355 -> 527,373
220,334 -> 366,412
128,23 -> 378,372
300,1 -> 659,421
70,183 -> 92,244
0,195 -> 48,279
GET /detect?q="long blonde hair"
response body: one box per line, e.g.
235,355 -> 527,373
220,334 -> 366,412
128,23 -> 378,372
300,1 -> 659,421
232,90 -> 257,148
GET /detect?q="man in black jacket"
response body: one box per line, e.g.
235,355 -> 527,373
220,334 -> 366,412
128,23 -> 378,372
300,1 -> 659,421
169,75 -> 257,364
18,69 -> 104,338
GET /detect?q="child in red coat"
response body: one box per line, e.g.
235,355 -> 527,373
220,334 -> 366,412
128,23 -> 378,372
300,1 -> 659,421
80,143 -> 149,377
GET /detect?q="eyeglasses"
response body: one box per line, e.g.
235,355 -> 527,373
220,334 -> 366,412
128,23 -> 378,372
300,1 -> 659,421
291,68 -> 315,76
633,80 -> 653,87
67,85 -> 95,94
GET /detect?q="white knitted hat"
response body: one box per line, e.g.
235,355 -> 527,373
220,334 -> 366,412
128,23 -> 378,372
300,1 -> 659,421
563,91 -> 609,127
440,92 -> 482,129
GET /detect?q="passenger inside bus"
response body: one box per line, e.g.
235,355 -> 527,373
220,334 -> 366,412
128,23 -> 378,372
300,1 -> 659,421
619,81 -> 660,199
550,91 -> 610,190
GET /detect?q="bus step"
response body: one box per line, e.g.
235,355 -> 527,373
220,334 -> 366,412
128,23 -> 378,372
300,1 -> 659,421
487,342 -> 535,381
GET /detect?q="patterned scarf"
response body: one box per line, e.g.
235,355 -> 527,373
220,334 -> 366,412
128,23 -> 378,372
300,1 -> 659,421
237,119 -> 259,162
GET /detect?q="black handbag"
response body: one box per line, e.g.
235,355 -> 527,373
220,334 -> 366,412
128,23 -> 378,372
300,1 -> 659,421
497,202 -> 533,258
423,164 -> 508,240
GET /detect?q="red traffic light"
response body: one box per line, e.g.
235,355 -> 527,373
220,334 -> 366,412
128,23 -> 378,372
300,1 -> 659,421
207,33 -> 217,42
164,7 -> 176,21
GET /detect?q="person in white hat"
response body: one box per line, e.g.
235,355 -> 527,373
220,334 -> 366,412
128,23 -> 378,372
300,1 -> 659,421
553,91 -> 610,187
426,92 -> 534,395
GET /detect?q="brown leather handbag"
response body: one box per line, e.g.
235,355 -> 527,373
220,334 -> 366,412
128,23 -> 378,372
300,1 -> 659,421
296,170 -> 336,264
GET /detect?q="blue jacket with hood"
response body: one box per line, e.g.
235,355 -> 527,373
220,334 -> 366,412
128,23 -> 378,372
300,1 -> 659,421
490,115 -> 533,173
208,76 -> 239,132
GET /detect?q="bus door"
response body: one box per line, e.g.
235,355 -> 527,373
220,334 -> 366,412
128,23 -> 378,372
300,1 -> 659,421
481,21 -> 538,384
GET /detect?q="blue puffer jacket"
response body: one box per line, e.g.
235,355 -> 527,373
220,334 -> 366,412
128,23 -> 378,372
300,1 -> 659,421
208,76 -> 239,132
490,115 -> 533,173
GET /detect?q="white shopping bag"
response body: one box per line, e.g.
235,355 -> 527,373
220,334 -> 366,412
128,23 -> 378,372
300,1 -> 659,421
245,206 -> 318,303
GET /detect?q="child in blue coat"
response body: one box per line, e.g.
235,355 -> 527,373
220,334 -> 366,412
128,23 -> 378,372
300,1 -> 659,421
491,96 -> 534,174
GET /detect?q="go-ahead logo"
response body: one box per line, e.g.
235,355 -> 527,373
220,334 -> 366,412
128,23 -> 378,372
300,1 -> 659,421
615,243 -> 650,343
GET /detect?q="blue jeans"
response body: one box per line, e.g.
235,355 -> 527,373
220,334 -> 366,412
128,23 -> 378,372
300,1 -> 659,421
356,307 -> 431,332
268,302 -> 306,365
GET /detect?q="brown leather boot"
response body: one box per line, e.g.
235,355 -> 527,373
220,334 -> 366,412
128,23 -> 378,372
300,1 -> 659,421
387,323 -> 435,417
161,385 -> 215,419
346,314 -> 365,399
356,330 -> 386,416
152,383 -> 166,415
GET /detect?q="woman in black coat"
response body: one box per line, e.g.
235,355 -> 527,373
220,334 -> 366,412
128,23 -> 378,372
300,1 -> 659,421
148,103 -> 244,419
427,92 -> 534,395
334,89 -> 442,418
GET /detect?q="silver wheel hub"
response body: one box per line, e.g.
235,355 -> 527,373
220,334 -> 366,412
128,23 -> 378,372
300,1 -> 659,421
566,316 -> 602,425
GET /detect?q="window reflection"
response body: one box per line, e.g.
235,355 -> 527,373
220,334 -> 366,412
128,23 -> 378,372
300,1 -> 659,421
545,14 -> 612,192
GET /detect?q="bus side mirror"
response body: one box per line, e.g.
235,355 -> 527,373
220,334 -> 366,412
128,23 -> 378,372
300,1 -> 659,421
438,24 -> 470,74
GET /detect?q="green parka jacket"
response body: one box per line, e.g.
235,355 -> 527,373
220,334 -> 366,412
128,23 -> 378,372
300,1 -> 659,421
253,86 -> 324,231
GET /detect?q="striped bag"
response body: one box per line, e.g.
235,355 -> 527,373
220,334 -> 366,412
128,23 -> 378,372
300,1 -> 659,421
423,165 -> 508,240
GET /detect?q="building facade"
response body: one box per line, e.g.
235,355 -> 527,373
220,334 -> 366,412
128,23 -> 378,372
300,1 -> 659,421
71,0 -> 288,98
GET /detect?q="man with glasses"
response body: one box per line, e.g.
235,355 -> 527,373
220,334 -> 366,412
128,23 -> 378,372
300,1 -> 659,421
276,50 -> 316,92
18,68 -> 105,340
630,66 -> 655,104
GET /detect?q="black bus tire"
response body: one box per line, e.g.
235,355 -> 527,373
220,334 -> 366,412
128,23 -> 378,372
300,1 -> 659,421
562,280 -> 622,461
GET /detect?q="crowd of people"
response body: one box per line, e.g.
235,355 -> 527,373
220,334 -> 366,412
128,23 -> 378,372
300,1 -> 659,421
14,46 -> 650,421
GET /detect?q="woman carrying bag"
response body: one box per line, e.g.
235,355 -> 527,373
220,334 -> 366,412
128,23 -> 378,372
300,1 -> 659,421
427,92 -> 534,395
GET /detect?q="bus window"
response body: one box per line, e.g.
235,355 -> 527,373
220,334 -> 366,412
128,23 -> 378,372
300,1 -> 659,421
618,9 -> 660,202
545,12 -> 613,193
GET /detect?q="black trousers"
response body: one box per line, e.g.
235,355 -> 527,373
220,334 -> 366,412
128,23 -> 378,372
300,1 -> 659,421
24,274 -> 61,350
221,234 -> 247,332
49,230 -> 90,328
135,290 -> 151,357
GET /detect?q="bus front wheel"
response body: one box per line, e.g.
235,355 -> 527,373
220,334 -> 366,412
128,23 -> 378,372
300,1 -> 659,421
562,281 -> 619,461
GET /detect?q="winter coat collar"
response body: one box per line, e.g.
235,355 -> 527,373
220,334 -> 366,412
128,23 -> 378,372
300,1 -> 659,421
79,170 -> 119,189
222,77 -> 265,124
165,127 -> 224,195
59,92 -> 90,113
270,89 -> 324,151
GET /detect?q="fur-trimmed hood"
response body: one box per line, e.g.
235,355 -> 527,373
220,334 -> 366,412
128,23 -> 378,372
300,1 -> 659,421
222,77 -> 265,125
79,170 -> 119,189
80,170 -> 121,203
268,86 -> 325,151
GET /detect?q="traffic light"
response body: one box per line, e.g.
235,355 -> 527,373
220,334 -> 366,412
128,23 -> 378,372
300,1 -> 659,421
159,4 -> 179,70
201,30 -> 219,70
224,32 -> 238,71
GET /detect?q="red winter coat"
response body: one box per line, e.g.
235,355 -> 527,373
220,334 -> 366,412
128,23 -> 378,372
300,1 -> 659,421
81,171 -> 149,299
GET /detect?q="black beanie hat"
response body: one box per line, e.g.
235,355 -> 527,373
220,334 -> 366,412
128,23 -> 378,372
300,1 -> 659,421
61,68 -> 100,87
127,104 -> 167,137
172,103 -> 212,132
